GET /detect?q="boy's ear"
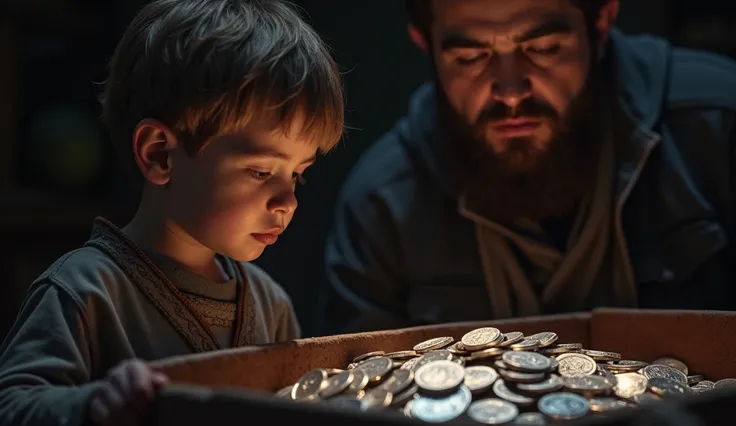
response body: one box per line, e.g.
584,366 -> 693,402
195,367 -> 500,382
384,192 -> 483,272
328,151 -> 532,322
132,119 -> 178,186
408,24 -> 429,53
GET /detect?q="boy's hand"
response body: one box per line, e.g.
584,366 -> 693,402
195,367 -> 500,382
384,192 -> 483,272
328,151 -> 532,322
88,358 -> 169,426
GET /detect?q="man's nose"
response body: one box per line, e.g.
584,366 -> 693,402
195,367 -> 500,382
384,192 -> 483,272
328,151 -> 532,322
489,53 -> 532,110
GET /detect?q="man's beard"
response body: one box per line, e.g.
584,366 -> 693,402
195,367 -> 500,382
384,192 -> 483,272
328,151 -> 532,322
438,66 -> 606,224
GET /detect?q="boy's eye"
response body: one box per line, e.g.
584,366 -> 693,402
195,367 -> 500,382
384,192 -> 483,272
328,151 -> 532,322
247,170 -> 272,181
455,53 -> 487,66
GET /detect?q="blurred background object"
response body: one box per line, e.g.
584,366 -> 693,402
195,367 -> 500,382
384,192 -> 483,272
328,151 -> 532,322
0,0 -> 732,339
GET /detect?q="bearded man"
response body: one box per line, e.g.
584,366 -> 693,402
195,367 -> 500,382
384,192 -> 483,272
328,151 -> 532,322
322,0 -> 736,334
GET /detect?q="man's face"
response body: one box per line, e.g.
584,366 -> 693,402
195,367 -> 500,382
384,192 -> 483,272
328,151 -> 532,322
167,116 -> 317,262
429,0 -> 593,171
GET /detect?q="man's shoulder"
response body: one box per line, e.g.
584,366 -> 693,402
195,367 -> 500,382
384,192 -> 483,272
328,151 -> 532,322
667,47 -> 736,111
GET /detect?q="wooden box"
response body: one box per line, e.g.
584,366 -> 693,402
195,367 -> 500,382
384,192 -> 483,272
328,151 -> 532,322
149,308 -> 736,425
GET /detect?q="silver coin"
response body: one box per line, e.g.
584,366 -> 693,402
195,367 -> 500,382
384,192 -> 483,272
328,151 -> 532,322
516,374 -> 563,394
588,397 -> 628,412
499,332 -> 525,347
556,353 -> 597,377
614,372 -> 648,399
492,379 -> 535,406
651,357 -> 689,375
642,364 -> 687,385
527,332 -> 558,347
415,360 -> 465,392
410,385 -> 472,423
714,378 -> 736,389
464,366 -> 499,393
563,375 -> 614,394
413,350 -> 454,371
648,377 -> 692,396
514,412 -> 547,425
354,356 -> 393,382
502,351 -> 552,373
538,392 -> 590,420
414,337 -> 454,352
467,398 -> 519,424
292,369 -> 328,400
361,387 -> 393,409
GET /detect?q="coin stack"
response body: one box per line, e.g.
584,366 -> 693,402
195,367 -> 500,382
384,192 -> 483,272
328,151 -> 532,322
274,328 -> 736,424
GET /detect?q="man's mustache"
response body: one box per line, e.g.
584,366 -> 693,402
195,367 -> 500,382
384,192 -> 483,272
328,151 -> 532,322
474,98 -> 558,130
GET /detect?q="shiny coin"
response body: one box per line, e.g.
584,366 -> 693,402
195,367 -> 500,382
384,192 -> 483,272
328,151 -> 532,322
502,351 -> 552,373
632,392 -> 661,404
563,375 -> 614,395
410,385 -> 472,423
687,374 -> 704,385
642,364 -> 687,385
319,370 -> 355,399
325,368 -> 344,376
292,369 -> 328,401
498,332 -> 525,347
467,398 -> 519,424
542,346 -> 581,356
555,353 -> 597,377
557,343 -> 583,349
413,337 -> 454,352
499,369 -> 546,384
447,342 -> 470,355
385,350 -> 418,360
527,332 -> 558,348
714,378 -> 736,389
464,347 -> 505,362
462,327 -> 502,350
391,383 -> 419,407
652,357 -> 689,375
413,350 -> 454,372
697,380 -> 715,389
343,369 -> 369,394
606,360 -> 647,373
464,366 -> 499,394
509,338 -> 541,351
588,397 -> 628,412
379,369 -> 414,394
361,387 -> 392,409
326,395 -> 365,410
275,385 -> 294,399
648,377 -> 692,396
492,379 -> 535,407
613,373 -> 648,399
517,374 -> 563,394
547,357 -> 559,372
538,392 -> 590,420
514,412 -> 547,425
355,356 -> 393,383
415,360 -> 465,393
353,351 -> 384,363
400,356 -> 423,372
583,349 -> 621,362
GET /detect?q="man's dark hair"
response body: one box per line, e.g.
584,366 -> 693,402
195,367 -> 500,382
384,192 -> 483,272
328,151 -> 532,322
405,0 -> 610,37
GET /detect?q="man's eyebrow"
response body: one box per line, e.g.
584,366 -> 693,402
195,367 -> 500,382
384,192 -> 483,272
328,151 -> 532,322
514,17 -> 573,43
440,17 -> 573,51
440,32 -> 489,51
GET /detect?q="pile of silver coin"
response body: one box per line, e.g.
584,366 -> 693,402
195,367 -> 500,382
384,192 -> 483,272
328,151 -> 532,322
274,328 -> 736,424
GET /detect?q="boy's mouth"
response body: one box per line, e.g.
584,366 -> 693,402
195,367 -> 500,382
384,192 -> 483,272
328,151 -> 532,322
251,228 -> 283,245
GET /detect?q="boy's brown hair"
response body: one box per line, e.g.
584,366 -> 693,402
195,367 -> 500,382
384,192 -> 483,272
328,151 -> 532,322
100,0 -> 344,183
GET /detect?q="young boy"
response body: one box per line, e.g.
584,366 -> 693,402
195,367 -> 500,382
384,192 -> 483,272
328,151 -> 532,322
0,1 -> 344,425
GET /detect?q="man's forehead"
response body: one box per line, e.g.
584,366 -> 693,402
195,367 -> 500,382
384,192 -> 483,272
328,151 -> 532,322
431,0 -> 582,37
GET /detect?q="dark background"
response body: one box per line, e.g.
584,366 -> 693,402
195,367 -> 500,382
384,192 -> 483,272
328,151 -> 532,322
0,0 -> 734,339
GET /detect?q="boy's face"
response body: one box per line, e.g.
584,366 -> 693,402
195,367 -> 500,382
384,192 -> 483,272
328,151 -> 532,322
167,120 -> 317,262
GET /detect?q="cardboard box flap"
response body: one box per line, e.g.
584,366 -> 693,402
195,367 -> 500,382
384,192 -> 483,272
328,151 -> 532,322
590,308 -> 736,380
